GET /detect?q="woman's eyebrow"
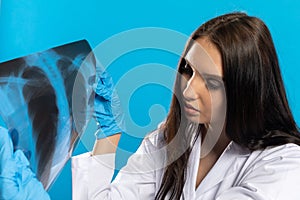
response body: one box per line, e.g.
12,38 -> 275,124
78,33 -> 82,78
201,73 -> 223,81
183,56 -> 224,80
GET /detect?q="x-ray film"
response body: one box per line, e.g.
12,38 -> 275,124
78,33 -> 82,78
0,40 -> 96,190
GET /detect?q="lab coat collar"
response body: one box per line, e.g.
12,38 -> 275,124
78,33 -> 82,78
195,141 -> 251,195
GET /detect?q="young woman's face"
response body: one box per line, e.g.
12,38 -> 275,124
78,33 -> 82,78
180,37 -> 225,125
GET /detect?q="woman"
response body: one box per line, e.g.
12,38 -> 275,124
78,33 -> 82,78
72,12 -> 300,199
1,12 -> 300,199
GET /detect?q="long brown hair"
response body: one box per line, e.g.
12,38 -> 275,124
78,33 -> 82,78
155,12 -> 300,200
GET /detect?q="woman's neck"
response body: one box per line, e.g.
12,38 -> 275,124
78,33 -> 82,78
200,126 -> 230,159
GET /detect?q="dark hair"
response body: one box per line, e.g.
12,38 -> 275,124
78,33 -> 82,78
155,12 -> 300,200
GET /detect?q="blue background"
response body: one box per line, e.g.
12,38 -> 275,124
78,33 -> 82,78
1,1 -> 299,199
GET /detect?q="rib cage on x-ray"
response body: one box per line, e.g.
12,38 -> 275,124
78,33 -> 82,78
0,40 -> 96,190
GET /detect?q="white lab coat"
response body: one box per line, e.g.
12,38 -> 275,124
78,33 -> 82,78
72,127 -> 300,200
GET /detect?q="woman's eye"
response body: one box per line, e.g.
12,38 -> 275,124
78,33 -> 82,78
205,78 -> 222,90
179,62 -> 194,77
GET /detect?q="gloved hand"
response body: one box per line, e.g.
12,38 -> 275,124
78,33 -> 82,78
0,127 -> 50,200
93,64 -> 125,139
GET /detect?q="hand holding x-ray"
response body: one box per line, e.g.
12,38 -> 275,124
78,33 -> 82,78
93,63 -> 125,139
0,127 -> 50,200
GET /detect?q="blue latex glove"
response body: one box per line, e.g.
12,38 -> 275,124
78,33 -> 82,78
0,127 -> 50,200
93,64 -> 125,139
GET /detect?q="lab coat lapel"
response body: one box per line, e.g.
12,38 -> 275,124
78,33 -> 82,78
196,141 -> 250,196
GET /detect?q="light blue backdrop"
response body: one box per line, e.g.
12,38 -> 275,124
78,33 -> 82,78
1,1 -> 299,199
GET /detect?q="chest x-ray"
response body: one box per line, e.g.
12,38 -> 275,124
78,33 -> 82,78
0,40 -> 96,190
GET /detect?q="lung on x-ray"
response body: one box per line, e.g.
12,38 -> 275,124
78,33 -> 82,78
0,40 -> 96,190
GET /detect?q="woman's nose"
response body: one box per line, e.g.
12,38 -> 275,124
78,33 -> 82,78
182,75 -> 205,101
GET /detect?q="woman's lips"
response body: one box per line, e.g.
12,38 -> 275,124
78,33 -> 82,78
184,103 -> 200,116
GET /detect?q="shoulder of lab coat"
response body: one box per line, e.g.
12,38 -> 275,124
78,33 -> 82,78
215,143 -> 300,200
71,127 -> 166,200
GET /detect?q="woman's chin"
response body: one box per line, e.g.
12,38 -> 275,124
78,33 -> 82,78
185,113 -> 207,124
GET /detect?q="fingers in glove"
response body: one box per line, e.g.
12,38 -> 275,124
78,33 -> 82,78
8,128 -> 19,150
0,127 -> 14,163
